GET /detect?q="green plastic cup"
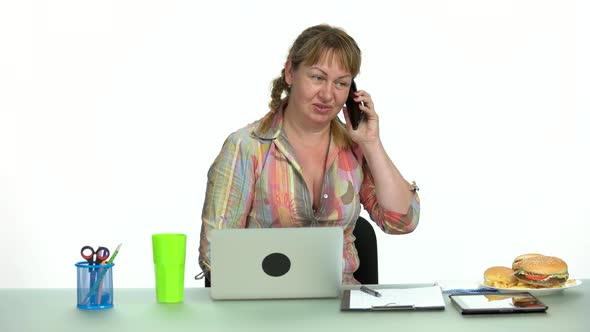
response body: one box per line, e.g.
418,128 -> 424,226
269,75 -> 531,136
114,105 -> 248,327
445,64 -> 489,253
152,233 -> 187,303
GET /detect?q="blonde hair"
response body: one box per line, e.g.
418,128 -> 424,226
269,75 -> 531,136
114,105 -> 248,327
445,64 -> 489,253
261,24 -> 362,149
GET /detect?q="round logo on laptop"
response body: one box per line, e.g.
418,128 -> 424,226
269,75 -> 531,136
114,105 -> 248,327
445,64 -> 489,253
261,252 -> 291,277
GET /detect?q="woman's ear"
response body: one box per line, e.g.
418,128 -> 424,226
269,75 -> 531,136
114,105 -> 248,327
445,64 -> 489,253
284,59 -> 294,86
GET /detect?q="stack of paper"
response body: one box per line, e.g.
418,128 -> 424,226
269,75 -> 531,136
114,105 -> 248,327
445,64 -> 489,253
341,286 -> 445,311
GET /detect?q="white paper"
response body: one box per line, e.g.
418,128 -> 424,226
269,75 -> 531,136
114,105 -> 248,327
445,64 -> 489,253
349,286 -> 445,309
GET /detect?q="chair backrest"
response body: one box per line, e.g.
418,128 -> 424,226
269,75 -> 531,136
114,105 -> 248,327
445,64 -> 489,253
352,216 -> 379,284
204,216 -> 378,287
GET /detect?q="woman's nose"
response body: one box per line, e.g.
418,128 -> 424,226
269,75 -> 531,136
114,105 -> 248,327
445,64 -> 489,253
318,83 -> 333,102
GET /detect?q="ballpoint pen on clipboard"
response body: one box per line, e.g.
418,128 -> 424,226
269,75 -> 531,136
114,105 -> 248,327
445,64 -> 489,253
84,243 -> 122,305
360,286 -> 382,297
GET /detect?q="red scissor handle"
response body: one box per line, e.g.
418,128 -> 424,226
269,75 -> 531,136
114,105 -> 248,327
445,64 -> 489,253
81,246 -> 95,264
95,246 -> 110,264
80,245 -> 110,265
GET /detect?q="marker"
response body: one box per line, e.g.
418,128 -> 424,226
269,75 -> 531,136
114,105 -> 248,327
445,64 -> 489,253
360,286 -> 381,297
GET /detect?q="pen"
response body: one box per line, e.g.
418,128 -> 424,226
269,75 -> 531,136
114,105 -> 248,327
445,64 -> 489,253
442,288 -> 499,295
96,243 -> 122,304
360,286 -> 381,297
107,243 -> 122,264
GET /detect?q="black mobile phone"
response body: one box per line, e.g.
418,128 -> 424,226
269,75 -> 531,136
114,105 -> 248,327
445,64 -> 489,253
346,80 -> 364,130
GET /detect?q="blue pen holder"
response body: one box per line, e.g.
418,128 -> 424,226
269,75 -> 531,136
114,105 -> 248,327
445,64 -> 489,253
75,261 -> 114,309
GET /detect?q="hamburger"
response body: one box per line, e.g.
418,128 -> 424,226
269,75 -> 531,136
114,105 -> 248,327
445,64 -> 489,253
512,253 -> 544,269
484,266 -> 518,288
512,295 -> 540,307
513,255 -> 569,287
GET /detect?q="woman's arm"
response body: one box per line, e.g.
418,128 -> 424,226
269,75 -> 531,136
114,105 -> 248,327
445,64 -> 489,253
198,131 -> 257,274
358,160 -> 420,234
344,88 -> 416,213
359,140 -> 415,213
344,89 -> 419,233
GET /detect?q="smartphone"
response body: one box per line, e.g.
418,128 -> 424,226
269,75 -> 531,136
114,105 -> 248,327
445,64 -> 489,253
346,80 -> 364,130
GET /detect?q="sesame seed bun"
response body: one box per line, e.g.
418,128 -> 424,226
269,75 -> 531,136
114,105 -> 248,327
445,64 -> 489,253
513,256 -> 569,287
512,253 -> 544,269
516,256 -> 568,275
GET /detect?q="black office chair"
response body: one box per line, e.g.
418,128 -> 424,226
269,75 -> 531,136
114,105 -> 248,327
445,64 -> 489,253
352,216 -> 379,285
204,216 -> 378,287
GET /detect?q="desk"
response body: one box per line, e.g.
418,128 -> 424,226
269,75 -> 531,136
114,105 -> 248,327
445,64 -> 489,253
0,281 -> 587,332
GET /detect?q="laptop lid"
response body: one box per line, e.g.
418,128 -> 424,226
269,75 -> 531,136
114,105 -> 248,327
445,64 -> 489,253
209,227 -> 343,300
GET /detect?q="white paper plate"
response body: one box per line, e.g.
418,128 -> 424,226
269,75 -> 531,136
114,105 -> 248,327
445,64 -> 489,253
480,279 -> 582,296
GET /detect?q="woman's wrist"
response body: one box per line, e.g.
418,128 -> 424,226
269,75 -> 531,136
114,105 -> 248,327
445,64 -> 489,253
358,138 -> 385,159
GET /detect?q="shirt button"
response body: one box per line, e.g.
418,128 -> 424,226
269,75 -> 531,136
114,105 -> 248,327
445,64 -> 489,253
323,194 -> 328,199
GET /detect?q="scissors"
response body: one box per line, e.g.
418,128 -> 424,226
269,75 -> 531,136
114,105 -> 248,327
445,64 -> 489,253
80,246 -> 110,265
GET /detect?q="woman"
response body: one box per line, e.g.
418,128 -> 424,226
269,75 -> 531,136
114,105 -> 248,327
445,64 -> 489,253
199,24 -> 420,285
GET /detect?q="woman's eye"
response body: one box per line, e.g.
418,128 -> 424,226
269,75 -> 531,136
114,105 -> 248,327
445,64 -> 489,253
312,75 -> 323,81
335,81 -> 350,89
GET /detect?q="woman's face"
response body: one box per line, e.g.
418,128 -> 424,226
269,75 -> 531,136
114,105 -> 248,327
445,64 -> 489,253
285,54 -> 352,127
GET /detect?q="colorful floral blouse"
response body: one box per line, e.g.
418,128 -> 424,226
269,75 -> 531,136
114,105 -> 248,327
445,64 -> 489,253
199,110 -> 420,284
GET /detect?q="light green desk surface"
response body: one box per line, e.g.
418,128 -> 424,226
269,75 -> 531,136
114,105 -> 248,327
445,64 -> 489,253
0,281 -> 587,332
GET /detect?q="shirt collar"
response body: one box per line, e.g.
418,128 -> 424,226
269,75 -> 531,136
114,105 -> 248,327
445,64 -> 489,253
252,103 -> 286,140
251,102 -> 344,168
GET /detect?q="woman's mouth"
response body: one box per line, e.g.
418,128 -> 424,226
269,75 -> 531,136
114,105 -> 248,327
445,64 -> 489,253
313,103 -> 332,114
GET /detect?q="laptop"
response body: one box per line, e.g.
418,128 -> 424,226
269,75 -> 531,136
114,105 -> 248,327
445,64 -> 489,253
209,226 -> 344,300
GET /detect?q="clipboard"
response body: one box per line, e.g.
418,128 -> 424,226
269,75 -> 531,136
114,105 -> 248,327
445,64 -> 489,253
341,286 -> 446,311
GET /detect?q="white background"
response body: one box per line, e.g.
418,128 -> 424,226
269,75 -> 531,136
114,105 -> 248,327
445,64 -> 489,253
1,0 -> 588,288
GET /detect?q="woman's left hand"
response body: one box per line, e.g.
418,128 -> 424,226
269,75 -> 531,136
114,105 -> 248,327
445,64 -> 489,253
342,89 -> 380,145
